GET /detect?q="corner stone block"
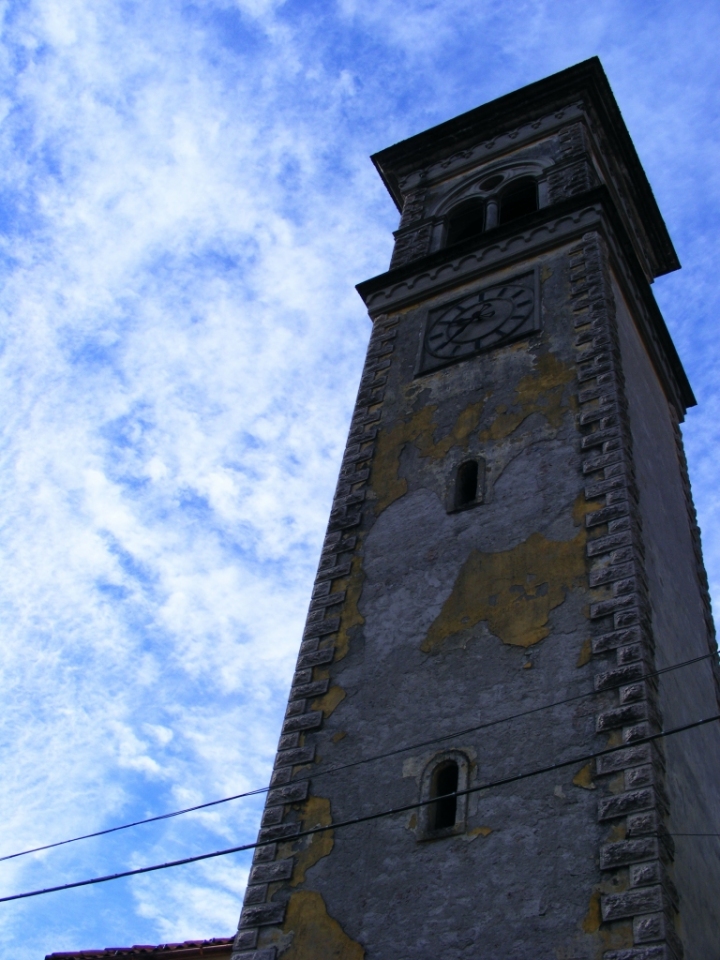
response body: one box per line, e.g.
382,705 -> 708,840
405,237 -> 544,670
595,743 -> 651,775
594,662 -> 646,691
267,781 -> 310,806
258,823 -> 301,843
596,702 -> 649,732
592,626 -> 642,654
239,902 -> 287,927
244,884 -> 268,905
633,912 -> 667,943
629,861 -> 664,889
281,710 -> 323,734
302,617 -> 339,639
275,745 -> 315,767
297,647 -> 336,668
598,787 -> 654,820
601,885 -> 663,921
234,929 -> 258,950
232,950 -> 278,960
599,837 -> 658,870
249,859 -> 295,885
603,948 -> 672,960
252,843 -> 277,864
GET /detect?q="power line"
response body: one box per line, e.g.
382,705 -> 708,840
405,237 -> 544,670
0,650 -> 714,866
0,789 -> 269,865
1,713 -> 718,905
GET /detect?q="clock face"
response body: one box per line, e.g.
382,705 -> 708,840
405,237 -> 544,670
421,273 -> 537,372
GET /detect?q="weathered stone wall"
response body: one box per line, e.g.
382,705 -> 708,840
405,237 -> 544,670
231,62 -> 718,960
232,237 -> 644,960
613,277 -> 720,960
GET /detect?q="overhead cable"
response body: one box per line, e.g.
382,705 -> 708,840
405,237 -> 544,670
0,712 -> 718,904
0,650 -> 714,866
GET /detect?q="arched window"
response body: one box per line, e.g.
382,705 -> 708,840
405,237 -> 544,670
455,459 -> 479,509
417,751 -> 470,839
431,761 -> 459,830
448,457 -> 484,513
499,177 -> 538,226
445,199 -> 485,247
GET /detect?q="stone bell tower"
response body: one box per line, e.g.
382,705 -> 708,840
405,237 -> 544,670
232,58 -> 720,960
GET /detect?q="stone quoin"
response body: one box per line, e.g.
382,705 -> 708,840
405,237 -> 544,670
232,58 -> 720,960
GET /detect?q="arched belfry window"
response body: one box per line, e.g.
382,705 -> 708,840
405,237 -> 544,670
499,177 -> 538,226
445,198 -> 485,247
418,751 -> 470,839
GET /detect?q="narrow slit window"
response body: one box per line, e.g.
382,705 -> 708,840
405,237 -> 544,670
499,177 -> 538,225
432,761 -> 459,830
446,199 -> 485,247
455,460 -> 479,508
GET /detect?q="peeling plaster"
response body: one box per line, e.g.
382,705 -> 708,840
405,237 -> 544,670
312,686 -> 346,718
372,401 -> 484,514
421,530 -> 586,653
281,890 -> 365,960
291,797 -> 334,887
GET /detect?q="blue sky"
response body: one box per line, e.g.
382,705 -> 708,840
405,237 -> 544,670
0,1 -> 719,956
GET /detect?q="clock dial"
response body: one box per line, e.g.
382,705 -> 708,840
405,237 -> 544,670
421,274 -> 537,371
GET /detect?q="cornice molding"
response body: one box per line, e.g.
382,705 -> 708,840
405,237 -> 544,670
356,187 -> 695,416
371,58 -> 679,278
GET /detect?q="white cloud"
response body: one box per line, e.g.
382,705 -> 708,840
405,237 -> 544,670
0,0 -> 718,957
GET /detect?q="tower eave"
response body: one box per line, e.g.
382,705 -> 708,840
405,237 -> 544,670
371,57 -> 680,279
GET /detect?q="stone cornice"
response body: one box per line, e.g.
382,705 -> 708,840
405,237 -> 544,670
371,58 -> 679,278
356,187 -> 695,417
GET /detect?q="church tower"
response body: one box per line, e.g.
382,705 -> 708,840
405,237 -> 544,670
232,59 -> 720,960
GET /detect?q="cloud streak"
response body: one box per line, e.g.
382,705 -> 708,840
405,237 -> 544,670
0,1 -> 718,956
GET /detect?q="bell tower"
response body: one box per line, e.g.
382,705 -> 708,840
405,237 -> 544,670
232,59 -> 720,960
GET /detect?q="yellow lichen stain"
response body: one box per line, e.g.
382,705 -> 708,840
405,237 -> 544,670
572,763 -> 596,790
608,773 -> 625,795
572,493 -> 604,528
331,731 -> 347,744
333,553 -> 365,662
291,797 -> 334,887
421,530 -> 586,653
466,825 -> 493,840
479,352 -> 574,441
282,890 -> 365,960
582,890 -> 601,933
607,822 -> 626,842
371,352 -> 574,517
599,922 -> 633,952
372,401 -> 484,514
607,730 -> 623,748
576,638 -> 592,667
312,686 -> 346,719
408,813 -> 417,830
523,661 -> 533,669
292,763 -> 314,777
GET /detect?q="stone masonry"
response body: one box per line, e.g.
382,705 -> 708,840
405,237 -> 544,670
231,58 -> 720,960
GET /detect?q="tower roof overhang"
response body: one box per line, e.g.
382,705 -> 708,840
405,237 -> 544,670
371,57 -> 679,280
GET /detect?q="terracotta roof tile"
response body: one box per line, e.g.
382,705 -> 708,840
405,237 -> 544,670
45,937 -> 234,959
